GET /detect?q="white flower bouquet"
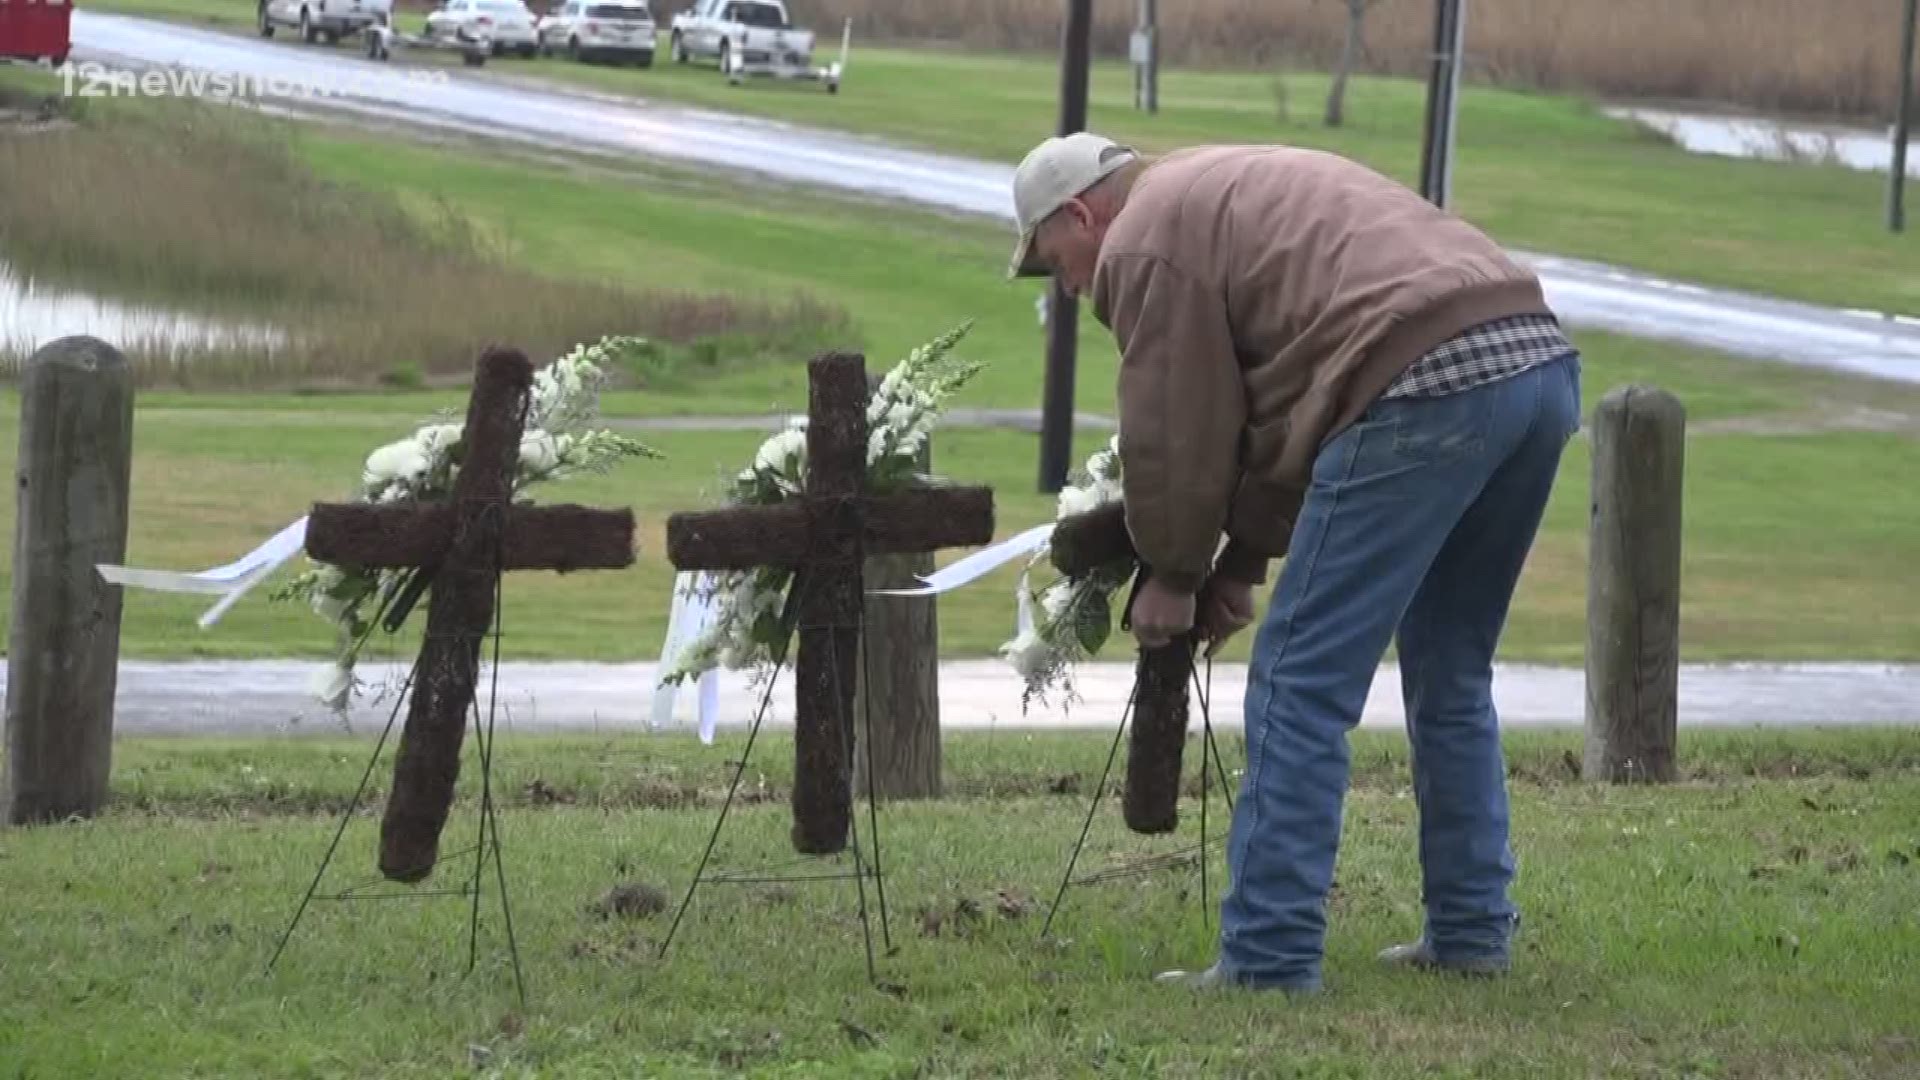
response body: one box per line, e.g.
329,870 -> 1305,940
275,336 -> 662,712
657,320 -> 983,688
999,434 -> 1135,709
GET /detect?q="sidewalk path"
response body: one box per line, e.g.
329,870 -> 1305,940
47,659 -> 1920,737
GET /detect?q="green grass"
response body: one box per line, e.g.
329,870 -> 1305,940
287,114 -> 1920,422
69,0 -> 1920,316
4,90 -> 1917,664
0,76 -> 848,389
516,46 -> 1920,316
3,729 -> 1918,1077
2,380 -> 1916,666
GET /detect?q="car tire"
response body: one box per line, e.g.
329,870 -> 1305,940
300,8 -> 316,42
567,36 -> 581,61
257,1 -> 275,36
518,43 -> 536,57
634,50 -> 653,68
670,31 -> 686,63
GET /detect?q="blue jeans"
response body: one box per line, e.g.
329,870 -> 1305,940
1217,351 -> 1582,990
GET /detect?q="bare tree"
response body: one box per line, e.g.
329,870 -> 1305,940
1325,0 -> 1382,127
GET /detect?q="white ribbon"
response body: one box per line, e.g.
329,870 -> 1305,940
869,522 -> 1054,597
651,570 -> 722,743
96,516 -> 310,628
1013,565 -> 1036,638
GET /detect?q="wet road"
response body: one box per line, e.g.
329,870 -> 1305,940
66,11 -> 1920,385
40,659 -> 1920,736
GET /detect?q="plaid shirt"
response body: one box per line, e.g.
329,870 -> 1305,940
1381,313 -> 1574,399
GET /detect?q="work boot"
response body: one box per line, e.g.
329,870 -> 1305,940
1375,938 -> 1509,977
1153,961 -> 1323,996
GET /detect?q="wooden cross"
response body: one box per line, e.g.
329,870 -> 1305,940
1049,502 -> 1196,835
304,346 -> 636,883
665,352 -> 995,855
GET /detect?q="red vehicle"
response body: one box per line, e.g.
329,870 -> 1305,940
0,0 -> 73,67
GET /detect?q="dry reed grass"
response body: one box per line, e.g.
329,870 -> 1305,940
0,94 -> 847,388
789,0 -> 1907,119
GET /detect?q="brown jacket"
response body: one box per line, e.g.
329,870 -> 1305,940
1089,144 -> 1552,592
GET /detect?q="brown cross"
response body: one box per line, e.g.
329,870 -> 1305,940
665,351 -> 995,855
1049,502 -> 1196,835
304,346 -> 636,883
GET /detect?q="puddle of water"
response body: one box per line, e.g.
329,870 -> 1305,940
1606,106 -> 1919,178
1,259 -> 287,365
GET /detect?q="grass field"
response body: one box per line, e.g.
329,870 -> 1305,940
4,365 -> 1917,666
3,729 -> 1918,1077
71,0 -> 1920,319
3,87 -> 1917,664
0,81 -> 847,387
91,0 -> 1912,119
772,0 -> 1911,121
5,46 -> 1919,1077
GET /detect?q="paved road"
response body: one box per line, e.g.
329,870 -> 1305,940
66,11 -> 1920,385
54,659 -> 1920,736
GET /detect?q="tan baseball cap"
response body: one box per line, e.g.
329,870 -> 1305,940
1006,131 -> 1138,279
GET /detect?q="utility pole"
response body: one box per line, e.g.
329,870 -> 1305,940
1039,0 -> 1093,494
1417,0 -> 1467,207
1892,0 -> 1916,232
1133,0 -> 1158,113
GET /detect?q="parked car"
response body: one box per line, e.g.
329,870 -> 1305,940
424,0 -> 539,56
257,0 -> 393,44
1,0 -> 72,67
669,0 -> 821,84
536,0 -> 655,64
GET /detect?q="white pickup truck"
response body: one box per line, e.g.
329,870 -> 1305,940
668,0 -> 842,90
257,0 -> 392,43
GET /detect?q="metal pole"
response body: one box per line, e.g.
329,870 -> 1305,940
1892,0 -> 1916,232
1134,0 -> 1158,113
1133,0 -> 1143,109
1417,0 -> 1467,207
1039,0 -> 1093,494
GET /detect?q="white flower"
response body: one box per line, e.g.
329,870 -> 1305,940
519,431 -> 560,475
1057,484 -> 1103,518
1039,583 -> 1074,627
363,438 -> 428,488
754,428 -> 807,475
867,428 -> 888,465
415,423 -> 462,454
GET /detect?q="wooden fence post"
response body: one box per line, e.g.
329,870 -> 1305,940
853,433 -> 941,801
1584,384 -> 1684,784
4,336 -> 134,825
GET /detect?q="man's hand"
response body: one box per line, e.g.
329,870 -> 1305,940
1130,576 -> 1195,650
1196,576 -> 1257,657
